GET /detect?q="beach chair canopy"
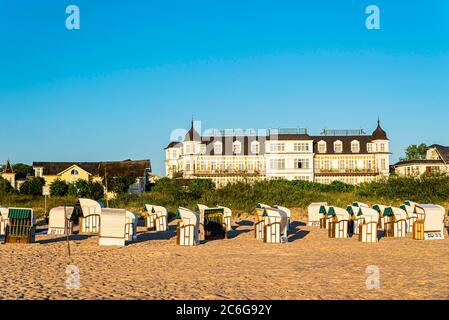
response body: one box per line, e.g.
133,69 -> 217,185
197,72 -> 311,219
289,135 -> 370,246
196,204 -> 209,212
415,204 -> 445,231
372,204 -> 389,215
404,200 -> 419,207
145,204 -> 167,217
352,202 -> 369,208
319,205 -> 331,215
217,206 -> 232,218
7,208 -> 36,226
347,205 -> 362,216
178,207 -> 200,226
388,207 -> 407,220
48,206 -> 74,227
256,203 -> 271,209
263,207 -> 288,234
330,207 -> 350,221
99,208 -> 127,245
79,198 -> 103,217
273,205 -> 291,218
359,207 -> 379,223
307,202 -> 328,223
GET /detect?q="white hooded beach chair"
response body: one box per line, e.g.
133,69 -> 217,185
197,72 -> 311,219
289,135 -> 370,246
389,207 -> 408,238
358,207 -> 379,243
0,206 -> 8,236
318,205 -> 333,229
372,204 -> 390,230
273,205 -> 291,230
346,205 -> 364,235
307,202 -> 328,227
48,206 -> 74,235
352,202 -> 369,208
263,207 -> 288,244
413,204 -> 445,240
98,209 -> 138,246
401,200 -> 420,231
254,204 -> 269,239
217,205 -> 232,232
125,211 -> 138,242
176,207 -> 200,246
328,207 -> 350,239
145,204 -> 168,232
78,198 -> 102,235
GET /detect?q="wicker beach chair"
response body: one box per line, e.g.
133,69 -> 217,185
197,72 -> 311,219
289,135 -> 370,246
307,202 -> 328,227
217,205 -> 232,232
319,205 -> 333,229
328,207 -> 350,239
273,205 -> 291,230
263,207 -> 288,244
254,203 -> 269,239
358,207 -> 379,243
145,204 -> 168,232
347,205 -> 364,235
47,206 -> 74,235
98,209 -> 138,246
4,208 -> 36,244
78,198 -> 102,235
413,204 -> 445,240
203,207 -> 227,240
0,206 -> 8,236
176,207 -> 200,246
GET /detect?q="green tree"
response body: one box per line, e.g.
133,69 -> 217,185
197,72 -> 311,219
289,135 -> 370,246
0,177 -> 14,194
88,181 -> 104,200
20,177 -> 45,196
12,163 -> 34,176
105,175 -> 135,194
401,143 -> 428,161
68,180 -> 90,198
50,179 -> 69,196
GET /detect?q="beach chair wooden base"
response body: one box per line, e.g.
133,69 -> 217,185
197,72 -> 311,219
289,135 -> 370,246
5,227 -> 35,244
413,220 -> 425,240
264,222 -> 281,243
177,222 -> 197,246
155,216 -> 167,232
407,217 -> 417,233
383,220 -> 394,237
79,214 -> 100,235
394,220 -> 407,237
255,220 -> 265,240
329,220 -> 348,238
352,218 -> 364,235
359,222 -> 378,243
145,215 -> 156,230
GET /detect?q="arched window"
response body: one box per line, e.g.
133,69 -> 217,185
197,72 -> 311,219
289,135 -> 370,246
214,141 -> 222,154
71,169 -> 79,176
233,141 -> 242,154
334,140 -> 343,153
251,141 -> 260,154
351,140 -> 360,153
318,141 -> 327,153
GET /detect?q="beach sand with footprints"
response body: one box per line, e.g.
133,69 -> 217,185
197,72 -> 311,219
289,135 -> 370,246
0,212 -> 448,300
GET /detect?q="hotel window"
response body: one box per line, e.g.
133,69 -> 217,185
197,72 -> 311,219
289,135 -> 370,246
366,160 -> 372,170
200,161 -> 206,171
220,161 -> 226,171
233,141 -> 242,154
270,159 -> 285,170
294,159 -> 309,169
71,169 -> 79,176
251,141 -> 260,154
339,160 -> 345,170
380,143 -> 386,152
351,141 -> 360,153
256,161 -> 263,171
318,141 -> 327,153
185,161 -> 191,171
381,159 -> 386,170
171,150 -> 177,158
248,161 -> 254,171
334,141 -> 343,153
185,145 -> 191,154
270,143 -> 285,152
348,160 -> 355,170
324,160 -> 330,170
367,143 -> 374,153
238,161 -> 244,171
294,143 -> 309,152
210,161 -> 216,172
214,142 -> 222,154
295,176 -> 309,181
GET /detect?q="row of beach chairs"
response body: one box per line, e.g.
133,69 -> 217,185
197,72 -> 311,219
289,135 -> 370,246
307,201 -> 446,242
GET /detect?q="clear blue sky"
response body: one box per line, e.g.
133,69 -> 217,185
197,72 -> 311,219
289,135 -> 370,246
0,0 -> 448,175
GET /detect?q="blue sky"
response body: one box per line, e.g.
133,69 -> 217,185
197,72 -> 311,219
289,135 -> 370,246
0,0 -> 448,175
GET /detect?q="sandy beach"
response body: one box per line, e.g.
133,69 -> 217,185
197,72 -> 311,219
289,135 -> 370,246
0,215 -> 448,300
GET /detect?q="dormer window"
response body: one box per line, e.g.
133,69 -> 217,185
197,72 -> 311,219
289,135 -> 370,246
233,141 -> 242,154
251,141 -> 260,154
71,169 -> 79,176
214,141 -> 222,154
318,141 -> 327,153
351,140 -> 360,153
334,141 -> 343,153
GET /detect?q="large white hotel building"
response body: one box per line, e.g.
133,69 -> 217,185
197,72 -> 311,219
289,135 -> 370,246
165,120 -> 390,186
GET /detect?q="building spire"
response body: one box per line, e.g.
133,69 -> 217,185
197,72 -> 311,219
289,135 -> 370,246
4,159 -> 14,173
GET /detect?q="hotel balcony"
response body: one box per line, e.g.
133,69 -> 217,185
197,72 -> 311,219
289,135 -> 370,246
315,168 -> 379,176
189,169 -> 266,177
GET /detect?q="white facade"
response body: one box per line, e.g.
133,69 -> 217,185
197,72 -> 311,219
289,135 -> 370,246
165,121 -> 390,187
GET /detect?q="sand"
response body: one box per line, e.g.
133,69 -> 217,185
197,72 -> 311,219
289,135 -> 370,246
0,218 -> 448,300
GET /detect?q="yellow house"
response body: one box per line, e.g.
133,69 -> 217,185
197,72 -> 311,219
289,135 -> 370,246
32,160 -> 152,194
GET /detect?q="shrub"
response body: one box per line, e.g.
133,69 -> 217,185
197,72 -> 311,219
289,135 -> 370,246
20,177 -> 45,196
50,179 -> 69,196
105,175 -> 135,194
68,180 -> 90,198
0,177 -> 14,194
